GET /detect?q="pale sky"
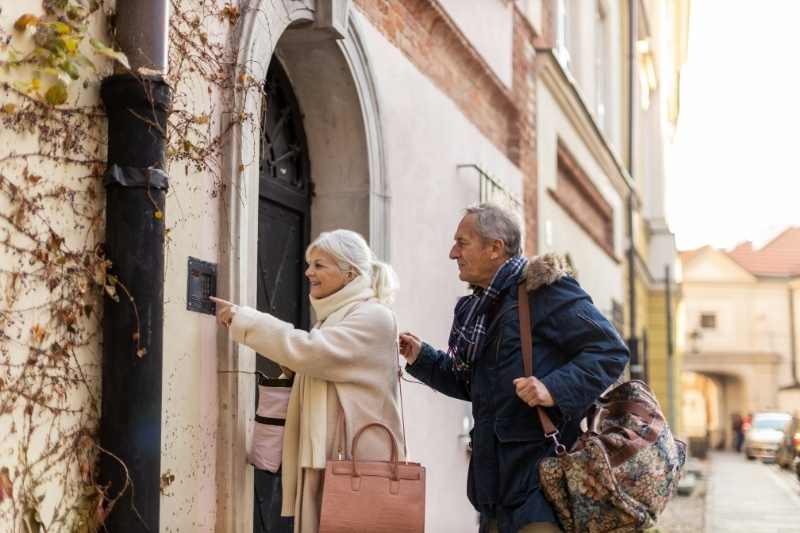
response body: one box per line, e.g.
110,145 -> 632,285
666,0 -> 800,251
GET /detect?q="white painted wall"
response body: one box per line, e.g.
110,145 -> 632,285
682,283 -> 791,356
0,3 -> 112,531
160,7 -> 236,531
535,79 -> 626,317
515,0 -> 544,35
355,9 -> 526,531
161,131 -> 222,529
438,0 -> 514,88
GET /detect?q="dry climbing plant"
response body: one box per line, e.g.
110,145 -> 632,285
0,0 -> 263,530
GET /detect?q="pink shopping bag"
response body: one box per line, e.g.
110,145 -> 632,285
249,373 -> 293,473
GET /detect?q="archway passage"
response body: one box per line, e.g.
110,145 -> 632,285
253,57 -> 311,533
682,370 -> 748,454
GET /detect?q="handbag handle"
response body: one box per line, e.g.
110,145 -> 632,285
350,422 -> 400,480
517,283 -> 566,455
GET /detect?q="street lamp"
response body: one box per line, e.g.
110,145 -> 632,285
689,328 -> 703,354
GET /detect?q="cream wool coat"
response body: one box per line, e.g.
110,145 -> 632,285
229,277 -> 405,533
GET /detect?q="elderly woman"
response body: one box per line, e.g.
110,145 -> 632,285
212,230 -> 405,533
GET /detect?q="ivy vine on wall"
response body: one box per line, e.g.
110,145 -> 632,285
0,0 -> 260,530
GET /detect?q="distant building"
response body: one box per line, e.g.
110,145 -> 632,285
680,228 -> 800,447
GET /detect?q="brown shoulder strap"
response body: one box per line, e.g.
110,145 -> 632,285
517,284 -> 562,443
518,283 -> 534,377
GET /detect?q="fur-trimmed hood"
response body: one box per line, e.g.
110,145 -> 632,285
520,253 -> 572,292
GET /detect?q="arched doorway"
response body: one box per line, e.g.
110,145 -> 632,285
218,6 -> 388,531
682,370 -> 748,453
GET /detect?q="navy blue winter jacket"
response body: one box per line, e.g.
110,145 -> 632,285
406,255 -> 630,533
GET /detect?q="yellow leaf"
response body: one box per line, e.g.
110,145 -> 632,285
45,82 -> 68,106
154,210 -> 164,220
105,284 -> 119,302
63,36 -> 80,54
1,104 -> 16,113
89,38 -> 130,69
60,60 -> 80,80
31,78 -> 41,91
31,324 -> 46,344
14,14 -> 38,32
50,22 -> 72,35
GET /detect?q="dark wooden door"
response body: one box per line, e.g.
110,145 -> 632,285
253,57 -> 311,533
256,58 -> 312,375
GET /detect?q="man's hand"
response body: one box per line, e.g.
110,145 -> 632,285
210,296 -> 236,328
512,376 -> 555,408
399,332 -> 422,365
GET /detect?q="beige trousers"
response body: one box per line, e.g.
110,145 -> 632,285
488,520 -> 562,533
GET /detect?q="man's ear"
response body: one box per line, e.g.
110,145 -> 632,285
490,239 -> 506,260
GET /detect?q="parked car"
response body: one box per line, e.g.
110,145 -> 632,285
776,415 -> 800,469
795,453 -> 800,484
744,411 -> 792,461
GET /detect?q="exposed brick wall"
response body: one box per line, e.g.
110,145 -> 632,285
353,0 -> 516,160
510,9 -> 539,254
352,0 -> 541,253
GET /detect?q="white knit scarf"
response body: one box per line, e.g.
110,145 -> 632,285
281,275 -> 375,512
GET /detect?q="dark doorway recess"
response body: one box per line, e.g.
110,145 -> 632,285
253,57 -> 311,533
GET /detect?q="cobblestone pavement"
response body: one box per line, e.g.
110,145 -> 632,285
706,451 -> 800,533
651,457 -> 709,532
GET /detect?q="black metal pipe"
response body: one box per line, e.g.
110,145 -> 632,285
115,1 -> 169,72
627,0 -> 636,173
788,286 -> 799,386
99,74 -> 170,532
627,194 -> 641,379
666,264 -> 675,428
99,3 -> 170,529
626,0 -> 641,381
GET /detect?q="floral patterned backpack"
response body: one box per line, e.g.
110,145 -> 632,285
518,284 -> 686,533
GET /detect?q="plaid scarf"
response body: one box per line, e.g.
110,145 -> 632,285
448,256 -> 528,380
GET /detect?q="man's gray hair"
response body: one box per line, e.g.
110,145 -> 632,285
465,203 -> 523,257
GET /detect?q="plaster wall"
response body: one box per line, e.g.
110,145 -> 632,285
356,10 -> 527,531
535,78 -> 625,316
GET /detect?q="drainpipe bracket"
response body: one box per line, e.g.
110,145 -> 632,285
104,165 -> 170,190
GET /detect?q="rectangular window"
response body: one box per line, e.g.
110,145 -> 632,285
555,0 -> 571,69
595,2 -> 610,133
700,313 -> 717,330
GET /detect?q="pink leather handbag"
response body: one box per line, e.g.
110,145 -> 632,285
318,421 -> 425,533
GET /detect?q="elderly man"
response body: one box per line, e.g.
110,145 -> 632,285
400,204 -> 629,533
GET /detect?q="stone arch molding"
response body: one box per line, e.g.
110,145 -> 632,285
216,2 -> 388,531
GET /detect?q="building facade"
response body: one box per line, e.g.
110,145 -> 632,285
680,231 -> 800,448
528,0 -> 690,432
0,1 -> 687,532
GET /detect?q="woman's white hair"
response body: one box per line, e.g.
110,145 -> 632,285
306,229 -> 399,304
